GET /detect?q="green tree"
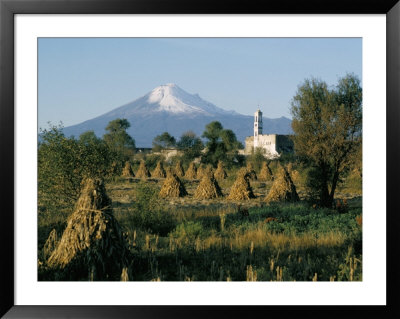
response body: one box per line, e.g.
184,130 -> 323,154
176,131 -> 204,163
290,74 -> 362,207
103,118 -> 136,158
248,147 -> 267,172
152,132 -> 176,152
38,125 -> 117,214
78,130 -> 101,145
201,121 -> 243,167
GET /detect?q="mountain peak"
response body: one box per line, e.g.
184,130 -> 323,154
62,84 -> 293,147
144,84 -> 234,116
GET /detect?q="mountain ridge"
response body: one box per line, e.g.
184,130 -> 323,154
62,84 -> 292,147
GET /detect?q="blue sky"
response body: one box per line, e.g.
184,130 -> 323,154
38,38 -> 362,129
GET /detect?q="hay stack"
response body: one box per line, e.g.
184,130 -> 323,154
136,160 -> 151,179
227,168 -> 255,200
246,162 -> 257,180
214,161 -> 227,180
121,161 -> 134,178
152,161 -> 166,178
174,160 -> 185,177
265,165 -> 299,203
159,172 -> 188,198
286,163 -> 300,184
196,164 -> 205,179
185,162 -> 197,179
259,162 -> 273,181
194,174 -> 223,199
43,229 -> 58,260
47,178 -> 129,280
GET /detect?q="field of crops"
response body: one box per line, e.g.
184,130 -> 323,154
38,165 -> 362,281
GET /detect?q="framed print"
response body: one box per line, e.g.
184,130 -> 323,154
1,0 -> 399,318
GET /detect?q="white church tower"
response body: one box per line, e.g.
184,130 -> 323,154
254,109 -> 263,149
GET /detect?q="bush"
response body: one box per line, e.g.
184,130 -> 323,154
129,182 -> 176,236
38,124 -> 118,213
170,221 -> 208,241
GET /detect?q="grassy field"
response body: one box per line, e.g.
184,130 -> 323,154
38,164 -> 362,281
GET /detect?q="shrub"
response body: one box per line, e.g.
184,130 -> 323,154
129,182 -> 175,236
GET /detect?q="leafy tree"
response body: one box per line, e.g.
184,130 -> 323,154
201,121 -> 243,167
152,132 -> 176,152
103,118 -> 135,158
38,125 -> 117,214
290,74 -> 362,207
176,131 -> 204,164
78,130 -> 101,145
248,147 -> 267,172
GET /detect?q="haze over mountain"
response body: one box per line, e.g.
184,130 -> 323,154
62,84 -> 292,147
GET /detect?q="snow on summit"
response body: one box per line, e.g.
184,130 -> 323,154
105,83 -> 237,118
147,83 -> 208,114
145,83 -> 235,116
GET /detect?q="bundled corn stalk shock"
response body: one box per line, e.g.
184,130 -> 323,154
286,162 -> 300,184
174,160 -> 185,177
196,164 -> 206,179
159,172 -> 188,198
258,162 -> 273,181
136,160 -> 151,179
246,162 -> 257,180
265,165 -> 299,204
194,174 -> 223,199
227,168 -> 255,200
152,161 -> 166,178
47,178 -> 130,280
214,161 -> 227,180
185,162 -> 197,179
43,228 -> 58,261
121,161 -> 135,178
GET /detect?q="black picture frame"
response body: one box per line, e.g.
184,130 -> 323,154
1,0 -> 399,318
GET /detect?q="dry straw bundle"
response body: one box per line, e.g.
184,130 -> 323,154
43,228 -> 58,260
259,162 -> 273,181
246,162 -> 257,180
286,162 -> 300,184
159,172 -> 188,198
152,161 -> 166,178
121,161 -> 135,178
196,164 -> 206,179
227,168 -> 255,200
47,178 -> 129,280
185,162 -> 197,179
214,161 -> 227,180
194,174 -> 223,199
265,165 -> 299,204
136,160 -> 151,179
174,160 -> 185,177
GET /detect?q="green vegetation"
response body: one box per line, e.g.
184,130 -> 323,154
38,124 -> 118,216
291,74 -> 362,207
152,132 -> 176,152
103,118 -> 136,158
201,121 -> 243,168
176,131 -> 204,165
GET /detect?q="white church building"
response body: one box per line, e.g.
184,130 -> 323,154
243,109 -> 293,158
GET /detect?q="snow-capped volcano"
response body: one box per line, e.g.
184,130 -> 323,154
105,83 -> 236,118
147,83 -> 229,115
62,84 -> 292,147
